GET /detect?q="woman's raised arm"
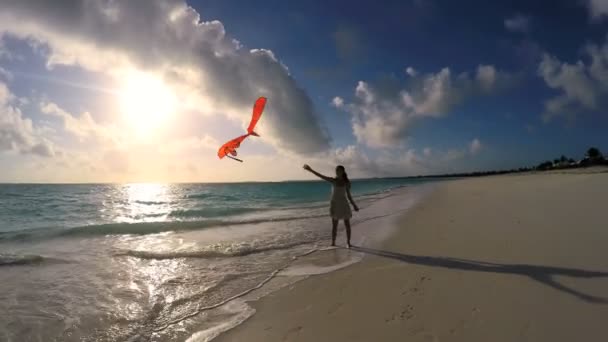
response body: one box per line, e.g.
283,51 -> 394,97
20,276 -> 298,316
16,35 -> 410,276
303,164 -> 334,183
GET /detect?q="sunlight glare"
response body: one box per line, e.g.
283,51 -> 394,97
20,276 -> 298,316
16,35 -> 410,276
119,71 -> 177,137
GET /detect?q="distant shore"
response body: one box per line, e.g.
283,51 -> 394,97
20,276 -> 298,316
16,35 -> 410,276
216,169 -> 608,342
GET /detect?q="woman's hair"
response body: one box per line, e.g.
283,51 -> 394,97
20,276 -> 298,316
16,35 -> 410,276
336,165 -> 350,185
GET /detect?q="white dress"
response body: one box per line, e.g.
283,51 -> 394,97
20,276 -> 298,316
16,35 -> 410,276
330,183 -> 352,220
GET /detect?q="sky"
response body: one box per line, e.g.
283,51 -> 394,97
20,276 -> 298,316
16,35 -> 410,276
0,0 -> 607,183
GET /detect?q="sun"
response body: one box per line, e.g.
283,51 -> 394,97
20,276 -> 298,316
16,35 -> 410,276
119,71 -> 177,137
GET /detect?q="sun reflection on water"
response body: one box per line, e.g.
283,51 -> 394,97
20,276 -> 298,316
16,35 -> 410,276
114,183 -> 175,223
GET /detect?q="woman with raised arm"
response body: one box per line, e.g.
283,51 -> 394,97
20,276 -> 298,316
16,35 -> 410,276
303,164 -> 359,248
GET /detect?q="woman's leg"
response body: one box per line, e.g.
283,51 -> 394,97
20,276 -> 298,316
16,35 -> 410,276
331,219 -> 338,246
344,219 -> 352,247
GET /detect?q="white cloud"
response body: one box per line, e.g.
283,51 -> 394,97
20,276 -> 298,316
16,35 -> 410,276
321,141 -> 481,178
0,82 -> 56,157
40,101 -> 117,143
331,96 -> 344,108
338,65 -> 511,148
318,144 -> 418,177
538,38 -> 608,120
539,55 -> 596,109
476,65 -> 497,91
0,38 -> 12,61
330,145 -> 378,175
158,135 -> 219,155
0,66 -> 12,80
586,40 -> 608,85
0,0 -> 330,155
587,0 -> 608,19
405,67 -> 418,77
469,138 -> 482,155
504,14 -> 530,32
0,81 -> 9,104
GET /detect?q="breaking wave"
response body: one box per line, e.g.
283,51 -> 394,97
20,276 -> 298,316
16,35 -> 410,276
0,213 -> 327,242
0,253 -> 44,266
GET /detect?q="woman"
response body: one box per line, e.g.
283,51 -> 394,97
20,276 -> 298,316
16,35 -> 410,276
303,164 -> 359,248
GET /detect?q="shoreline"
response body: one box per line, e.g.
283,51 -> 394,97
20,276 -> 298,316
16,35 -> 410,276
214,170 -> 608,342
181,182 -> 437,342
2,165 -> 606,185
0,179 -> 435,342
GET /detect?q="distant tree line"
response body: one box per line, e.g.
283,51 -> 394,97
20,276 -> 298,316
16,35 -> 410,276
535,147 -> 606,171
409,147 -> 607,179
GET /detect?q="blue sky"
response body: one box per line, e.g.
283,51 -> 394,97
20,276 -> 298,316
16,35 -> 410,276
0,0 -> 607,182
194,0 -> 608,163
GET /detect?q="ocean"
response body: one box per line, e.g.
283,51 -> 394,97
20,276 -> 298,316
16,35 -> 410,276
0,178 -> 439,341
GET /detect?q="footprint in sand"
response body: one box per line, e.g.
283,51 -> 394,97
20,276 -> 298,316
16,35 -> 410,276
282,326 -> 303,341
385,313 -> 396,323
402,285 -> 424,296
385,304 -> 415,323
399,304 -> 415,320
327,302 -> 343,315
411,328 -> 439,342
419,332 -> 439,342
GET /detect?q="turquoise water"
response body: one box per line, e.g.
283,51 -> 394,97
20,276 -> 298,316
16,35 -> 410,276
0,178 -> 431,238
0,178 -> 438,341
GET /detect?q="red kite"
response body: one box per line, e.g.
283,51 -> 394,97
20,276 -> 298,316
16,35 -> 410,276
217,97 -> 267,162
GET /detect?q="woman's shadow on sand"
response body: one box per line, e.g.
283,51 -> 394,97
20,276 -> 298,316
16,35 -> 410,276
351,246 -> 608,304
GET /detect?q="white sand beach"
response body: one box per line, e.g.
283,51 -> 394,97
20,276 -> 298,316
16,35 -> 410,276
216,170 -> 608,342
